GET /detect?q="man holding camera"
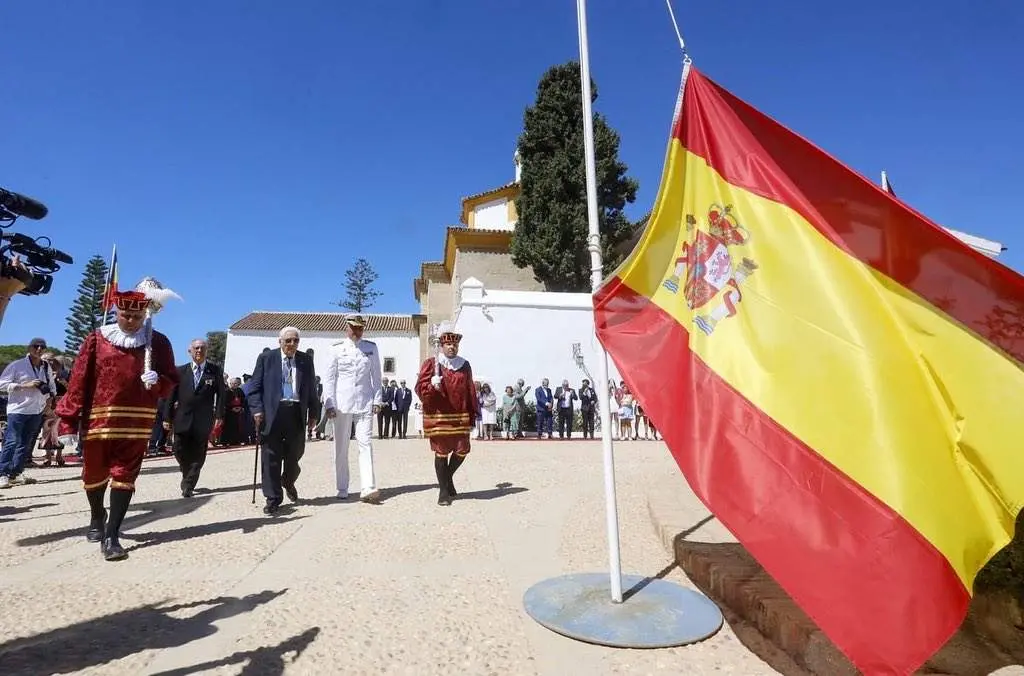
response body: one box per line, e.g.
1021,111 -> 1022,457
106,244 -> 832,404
0,337 -> 56,488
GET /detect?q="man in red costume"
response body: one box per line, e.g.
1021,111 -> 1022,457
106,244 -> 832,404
57,286 -> 178,561
415,321 -> 477,506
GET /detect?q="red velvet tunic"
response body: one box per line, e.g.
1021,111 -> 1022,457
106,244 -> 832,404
57,328 -> 177,489
415,356 -> 477,456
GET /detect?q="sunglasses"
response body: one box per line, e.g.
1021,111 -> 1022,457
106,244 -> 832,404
29,344 -> 46,350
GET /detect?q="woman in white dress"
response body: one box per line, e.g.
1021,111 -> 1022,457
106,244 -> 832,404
479,383 -> 498,440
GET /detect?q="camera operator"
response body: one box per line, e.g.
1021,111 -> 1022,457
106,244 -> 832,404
0,338 -> 57,488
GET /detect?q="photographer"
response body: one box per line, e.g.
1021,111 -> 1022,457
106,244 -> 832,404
0,338 -> 56,488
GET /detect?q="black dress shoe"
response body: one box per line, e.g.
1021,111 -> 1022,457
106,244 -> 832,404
263,502 -> 280,515
284,484 -> 298,503
181,486 -> 194,498
86,510 -> 107,543
101,537 -> 128,561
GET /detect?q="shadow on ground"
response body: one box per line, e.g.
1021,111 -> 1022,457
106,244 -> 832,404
123,515 -> 308,551
0,589 -> 301,675
15,495 -> 213,547
149,626 -> 321,676
675,538 -> 1024,676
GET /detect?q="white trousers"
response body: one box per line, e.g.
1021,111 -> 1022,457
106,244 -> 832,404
334,411 -> 376,496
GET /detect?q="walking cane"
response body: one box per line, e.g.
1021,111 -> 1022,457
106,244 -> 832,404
251,437 -> 261,504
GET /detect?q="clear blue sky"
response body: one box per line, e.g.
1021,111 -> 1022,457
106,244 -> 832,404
2,0 -> 1021,359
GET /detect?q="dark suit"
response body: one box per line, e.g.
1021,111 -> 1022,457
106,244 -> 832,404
535,386 -> 554,438
164,361 -> 226,493
377,384 -> 395,438
578,386 -> 598,439
247,348 -> 318,506
392,386 -> 412,439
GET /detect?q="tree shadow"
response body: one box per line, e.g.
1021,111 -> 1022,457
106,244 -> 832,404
16,494 -> 212,547
149,626 -> 321,676
0,589 -> 287,675
122,515 -> 308,552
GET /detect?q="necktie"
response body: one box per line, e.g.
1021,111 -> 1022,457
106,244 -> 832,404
193,364 -> 201,388
283,358 -> 294,399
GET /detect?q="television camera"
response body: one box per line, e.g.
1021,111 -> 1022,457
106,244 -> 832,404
0,186 -> 73,326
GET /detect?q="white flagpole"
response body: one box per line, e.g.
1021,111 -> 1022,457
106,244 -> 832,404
576,0 -> 623,604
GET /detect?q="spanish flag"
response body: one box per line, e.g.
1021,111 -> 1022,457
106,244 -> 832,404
594,63 -> 1024,675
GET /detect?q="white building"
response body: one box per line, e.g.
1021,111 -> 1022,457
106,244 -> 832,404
454,277 -> 620,395
224,296 -> 616,409
224,312 -> 425,391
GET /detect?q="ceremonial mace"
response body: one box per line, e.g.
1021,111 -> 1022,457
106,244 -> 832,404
134,277 -> 181,389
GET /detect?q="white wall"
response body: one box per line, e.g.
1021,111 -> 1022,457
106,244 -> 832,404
472,197 -> 512,231
453,277 -> 620,404
224,330 -> 423,395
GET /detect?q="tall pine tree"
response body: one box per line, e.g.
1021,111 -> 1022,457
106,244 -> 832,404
335,258 -> 382,313
511,61 -> 639,292
64,254 -> 109,353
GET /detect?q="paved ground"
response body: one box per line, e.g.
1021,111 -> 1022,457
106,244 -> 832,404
0,438 -> 778,675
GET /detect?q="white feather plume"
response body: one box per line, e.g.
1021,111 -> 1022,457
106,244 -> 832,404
142,286 -> 182,306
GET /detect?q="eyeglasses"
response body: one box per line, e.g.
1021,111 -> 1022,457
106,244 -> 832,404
282,338 -> 299,344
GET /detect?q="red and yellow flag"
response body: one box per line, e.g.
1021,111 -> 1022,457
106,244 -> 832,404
101,245 -> 119,311
595,64 -> 1024,675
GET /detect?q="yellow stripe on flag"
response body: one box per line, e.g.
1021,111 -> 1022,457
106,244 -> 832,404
615,143 -> 1024,589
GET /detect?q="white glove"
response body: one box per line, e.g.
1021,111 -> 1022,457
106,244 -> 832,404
140,370 -> 159,386
430,375 -> 442,389
58,434 -> 79,449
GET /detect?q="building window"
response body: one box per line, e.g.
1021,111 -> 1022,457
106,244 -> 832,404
383,357 -> 396,374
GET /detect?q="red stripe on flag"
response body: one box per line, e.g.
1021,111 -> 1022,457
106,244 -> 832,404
594,280 -> 969,675
676,69 -> 1024,361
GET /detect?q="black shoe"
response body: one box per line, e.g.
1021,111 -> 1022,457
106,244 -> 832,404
101,537 -> 127,561
86,509 -> 107,543
263,501 -> 280,515
182,486 -> 194,498
437,490 -> 452,507
284,484 -> 298,503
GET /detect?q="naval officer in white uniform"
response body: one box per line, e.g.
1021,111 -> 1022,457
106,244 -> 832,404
323,313 -> 383,503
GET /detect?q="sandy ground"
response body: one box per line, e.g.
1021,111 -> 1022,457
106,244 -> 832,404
0,437 -> 777,675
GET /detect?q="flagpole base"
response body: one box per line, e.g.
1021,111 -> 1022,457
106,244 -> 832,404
523,573 -> 723,648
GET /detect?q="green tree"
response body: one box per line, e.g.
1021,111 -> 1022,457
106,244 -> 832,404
511,61 -> 639,292
64,254 -> 109,353
205,330 -> 227,365
334,258 -> 382,313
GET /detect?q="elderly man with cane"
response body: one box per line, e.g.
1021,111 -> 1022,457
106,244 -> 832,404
246,326 -> 318,515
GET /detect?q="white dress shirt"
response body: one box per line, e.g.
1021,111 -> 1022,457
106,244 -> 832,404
0,356 -> 56,416
323,338 -> 382,414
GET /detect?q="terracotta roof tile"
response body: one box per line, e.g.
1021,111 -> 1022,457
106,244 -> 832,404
230,312 -> 419,333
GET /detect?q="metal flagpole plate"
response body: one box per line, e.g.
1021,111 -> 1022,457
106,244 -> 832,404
528,569 -> 720,651
523,573 -> 723,648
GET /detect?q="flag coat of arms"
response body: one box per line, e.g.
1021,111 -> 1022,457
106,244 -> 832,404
594,63 -> 1024,675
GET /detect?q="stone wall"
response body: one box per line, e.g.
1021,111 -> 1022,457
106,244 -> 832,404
451,249 -> 542,311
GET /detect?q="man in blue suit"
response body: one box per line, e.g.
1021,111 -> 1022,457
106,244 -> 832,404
247,327 -> 319,514
534,378 -> 554,439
